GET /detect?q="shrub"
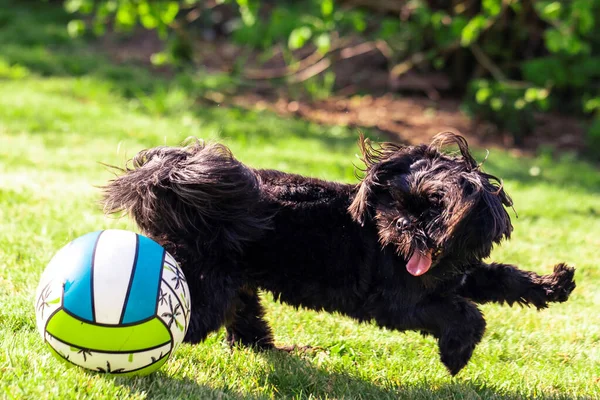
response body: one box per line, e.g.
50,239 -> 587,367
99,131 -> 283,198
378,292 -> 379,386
62,0 -> 600,156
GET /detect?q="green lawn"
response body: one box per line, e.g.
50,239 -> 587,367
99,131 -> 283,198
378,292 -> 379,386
1,2 -> 599,399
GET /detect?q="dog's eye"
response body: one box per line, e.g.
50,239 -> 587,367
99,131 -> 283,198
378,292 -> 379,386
396,217 -> 410,230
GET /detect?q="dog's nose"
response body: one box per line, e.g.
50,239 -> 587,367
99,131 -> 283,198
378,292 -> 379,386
396,217 -> 410,230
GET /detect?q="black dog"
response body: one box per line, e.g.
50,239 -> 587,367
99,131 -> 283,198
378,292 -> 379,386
102,133 -> 575,375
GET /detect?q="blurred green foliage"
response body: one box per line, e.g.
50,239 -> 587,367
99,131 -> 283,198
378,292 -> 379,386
62,0 -> 600,156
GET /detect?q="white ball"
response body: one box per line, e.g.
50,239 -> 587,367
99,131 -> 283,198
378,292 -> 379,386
34,229 -> 191,375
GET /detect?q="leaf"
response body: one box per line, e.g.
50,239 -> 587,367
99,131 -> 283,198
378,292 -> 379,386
64,0 -> 81,14
321,0 -> 333,18
544,28 -> 564,53
160,2 -> 180,25
514,98 -> 527,110
240,8 -> 255,26
461,15 -> 487,46
490,97 -> 504,111
116,4 -> 136,28
476,87 -> 492,104
537,89 -> 550,100
151,52 -> 170,66
288,26 -> 312,50
236,0 -> 258,26
350,11 -> 366,32
105,0 -> 118,13
537,1 -> 563,20
584,97 -> 600,114
64,0 -> 93,14
578,11 -> 594,35
314,33 -> 331,54
141,13 -> 159,29
482,0 -> 502,17
524,88 -> 539,102
67,20 -> 85,38
137,2 -> 151,16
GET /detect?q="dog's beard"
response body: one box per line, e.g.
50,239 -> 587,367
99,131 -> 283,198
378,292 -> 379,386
376,214 -> 438,276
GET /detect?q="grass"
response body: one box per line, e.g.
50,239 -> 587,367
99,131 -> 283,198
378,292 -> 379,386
1,1 -> 599,399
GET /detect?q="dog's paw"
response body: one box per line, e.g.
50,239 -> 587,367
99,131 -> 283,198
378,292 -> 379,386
542,263 -> 576,303
438,322 -> 484,376
439,335 -> 476,376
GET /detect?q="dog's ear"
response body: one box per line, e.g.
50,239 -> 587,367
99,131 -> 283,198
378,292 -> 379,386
349,170 -> 374,225
430,131 -> 514,210
429,132 -> 478,169
349,135 -> 405,225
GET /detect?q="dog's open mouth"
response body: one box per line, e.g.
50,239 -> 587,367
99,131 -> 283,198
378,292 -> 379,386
406,249 -> 433,276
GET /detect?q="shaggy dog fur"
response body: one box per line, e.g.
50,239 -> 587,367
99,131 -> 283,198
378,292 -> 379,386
102,133 -> 575,375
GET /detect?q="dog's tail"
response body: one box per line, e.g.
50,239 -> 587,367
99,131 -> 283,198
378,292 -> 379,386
101,139 -> 270,253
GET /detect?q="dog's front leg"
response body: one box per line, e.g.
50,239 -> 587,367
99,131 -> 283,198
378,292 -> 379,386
163,245 -> 243,345
430,297 -> 486,376
183,269 -> 241,344
376,296 -> 485,375
458,262 -> 575,309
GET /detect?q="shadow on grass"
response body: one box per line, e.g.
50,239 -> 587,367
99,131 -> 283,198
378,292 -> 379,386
111,348 -> 583,400
113,375 -> 253,400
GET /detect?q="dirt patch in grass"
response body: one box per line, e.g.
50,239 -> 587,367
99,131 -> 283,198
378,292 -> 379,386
220,92 -> 585,153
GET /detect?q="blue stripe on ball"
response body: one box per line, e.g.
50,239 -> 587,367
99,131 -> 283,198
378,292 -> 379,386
63,230 -> 103,322
121,234 -> 165,324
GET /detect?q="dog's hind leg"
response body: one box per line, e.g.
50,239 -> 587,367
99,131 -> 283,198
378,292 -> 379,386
225,286 -> 274,350
458,262 -> 576,309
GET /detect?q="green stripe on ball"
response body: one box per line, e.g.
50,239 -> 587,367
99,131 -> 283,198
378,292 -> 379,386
46,309 -> 171,352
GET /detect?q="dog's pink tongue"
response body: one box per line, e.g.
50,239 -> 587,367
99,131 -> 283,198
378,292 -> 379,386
406,250 -> 433,276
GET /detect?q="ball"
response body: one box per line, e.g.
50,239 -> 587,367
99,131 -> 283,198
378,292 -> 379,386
34,229 -> 191,375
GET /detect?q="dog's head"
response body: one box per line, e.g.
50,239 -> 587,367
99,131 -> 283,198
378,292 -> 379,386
349,132 -> 513,277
